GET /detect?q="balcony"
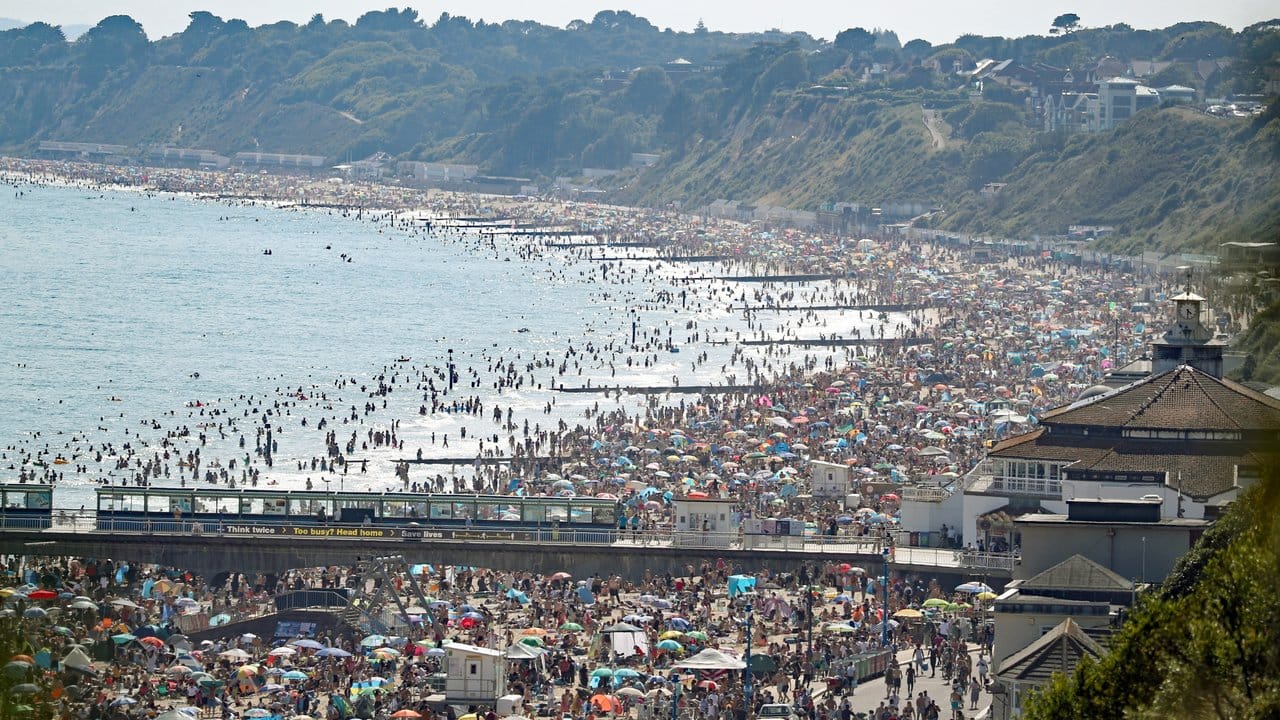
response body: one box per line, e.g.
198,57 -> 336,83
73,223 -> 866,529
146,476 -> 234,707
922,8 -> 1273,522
968,475 -> 1062,499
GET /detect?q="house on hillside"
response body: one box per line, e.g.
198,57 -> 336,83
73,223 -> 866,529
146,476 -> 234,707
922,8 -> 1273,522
1085,56 -> 1129,84
1128,59 -> 1174,80
1089,77 -> 1161,131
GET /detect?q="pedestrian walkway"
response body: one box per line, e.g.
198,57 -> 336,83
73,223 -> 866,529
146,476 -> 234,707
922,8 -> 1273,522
806,642 -> 991,719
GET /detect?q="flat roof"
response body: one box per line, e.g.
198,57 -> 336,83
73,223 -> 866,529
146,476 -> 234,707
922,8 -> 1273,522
1015,514 -> 1208,528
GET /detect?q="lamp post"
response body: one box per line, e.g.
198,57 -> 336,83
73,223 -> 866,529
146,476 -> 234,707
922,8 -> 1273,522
744,601 -> 754,713
881,547 -> 891,648
805,580 -> 814,660
671,674 -> 680,720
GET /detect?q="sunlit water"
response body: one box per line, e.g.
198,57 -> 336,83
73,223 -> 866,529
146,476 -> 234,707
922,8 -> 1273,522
0,181 -> 909,509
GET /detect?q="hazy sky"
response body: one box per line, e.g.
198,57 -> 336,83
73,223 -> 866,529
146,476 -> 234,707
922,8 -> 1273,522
3,0 -> 1276,44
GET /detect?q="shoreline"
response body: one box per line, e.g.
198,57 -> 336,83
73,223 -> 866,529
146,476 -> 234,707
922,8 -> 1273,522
2,155 -> 1162,527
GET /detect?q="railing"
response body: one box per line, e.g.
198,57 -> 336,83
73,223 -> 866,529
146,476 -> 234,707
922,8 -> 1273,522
1,513 -> 1018,572
900,487 -> 950,502
0,515 -> 53,530
954,549 -> 1019,572
274,589 -> 351,611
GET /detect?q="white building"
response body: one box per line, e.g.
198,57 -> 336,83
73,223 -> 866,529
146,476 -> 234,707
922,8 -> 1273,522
810,460 -> 852,498
900,291 -> 1280,549
672,497 -> 736,548
442,641 -> 507,703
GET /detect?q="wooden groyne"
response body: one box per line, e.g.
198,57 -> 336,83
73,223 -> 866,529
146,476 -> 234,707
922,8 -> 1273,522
392,456 -> 562,466
673,274 -> 846,283
728,337 -> 931,347
555,384 -> 761,395
546,240 -> 664,249
592,255 -> 732,263
731,303 -> 931,312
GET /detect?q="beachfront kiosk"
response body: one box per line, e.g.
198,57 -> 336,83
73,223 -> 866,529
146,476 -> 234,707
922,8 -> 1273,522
672,497 -> 736,548
741,516 -> 806,550
810,460 -> 852,498
442,642 -> 507,704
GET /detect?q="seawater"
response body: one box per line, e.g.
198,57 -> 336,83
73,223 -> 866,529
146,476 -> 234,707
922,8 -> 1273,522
0,181 -> 906,509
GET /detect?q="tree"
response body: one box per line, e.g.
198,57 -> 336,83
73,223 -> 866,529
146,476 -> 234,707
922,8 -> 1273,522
625,66 -> 673,114
356,8 -> 421,32
77,15 -> 150,71
179,11 -> 224,59
834,27 -> 875,55
1024,473 -> 1280,719
902,39 -> 933,59
1051,13 -> 1081,35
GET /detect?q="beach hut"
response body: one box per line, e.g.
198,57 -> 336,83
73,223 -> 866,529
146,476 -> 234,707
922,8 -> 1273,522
442,642 -> 506,703
672,498 -> 736,548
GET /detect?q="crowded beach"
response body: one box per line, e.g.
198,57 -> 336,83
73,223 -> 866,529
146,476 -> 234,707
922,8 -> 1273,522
0,157 -> 1194,720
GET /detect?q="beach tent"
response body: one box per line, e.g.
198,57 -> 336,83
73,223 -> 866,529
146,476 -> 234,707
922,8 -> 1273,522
674,648 -> 746,670
505,643 -> 545,661
727,575 -> 757,598
61,647 -> 95,675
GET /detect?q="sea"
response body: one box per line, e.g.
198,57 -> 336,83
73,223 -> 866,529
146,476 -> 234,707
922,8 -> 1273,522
0,180 -> 909,510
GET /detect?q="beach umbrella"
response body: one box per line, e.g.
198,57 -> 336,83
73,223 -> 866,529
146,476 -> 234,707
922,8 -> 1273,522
656,640 -> 683,652
69,600 -> 97,611
684,631 -> 708,641
316,647 -> 352,658
268,647 -> 296,657
289,639 -> 324,650
21,607 -> 47,619
282,670 -> 310,681
391,711 -> 423,718
614,668 -> 640,679
646,688 -> 673,699
976,592 -> 998,601
893,609 -> 923,619
616,687 -> 645,698
111,633 -> 137,644
922,598 -> 949,608
558,622 -> 583,632
590,667 -> 614,678
955,582 -> 993,594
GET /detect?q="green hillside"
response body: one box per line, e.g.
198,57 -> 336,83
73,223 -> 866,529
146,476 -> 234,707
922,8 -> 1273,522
934,105 -> 1280,252
1,12 -> 1278,252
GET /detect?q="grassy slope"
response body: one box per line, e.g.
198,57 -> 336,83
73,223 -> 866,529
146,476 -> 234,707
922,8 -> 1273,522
937,107 -> 1280,253
618,97 -> 956,210
1230,299 -> 1280,386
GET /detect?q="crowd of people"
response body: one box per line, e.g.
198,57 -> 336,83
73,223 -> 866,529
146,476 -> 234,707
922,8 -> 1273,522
0,157 -> 1212,720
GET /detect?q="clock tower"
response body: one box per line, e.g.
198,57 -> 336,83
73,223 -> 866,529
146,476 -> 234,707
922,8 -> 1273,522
1151,269 -> 1226,377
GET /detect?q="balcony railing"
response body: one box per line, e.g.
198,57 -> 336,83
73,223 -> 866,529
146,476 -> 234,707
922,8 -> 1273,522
985,478 -> 1063,498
